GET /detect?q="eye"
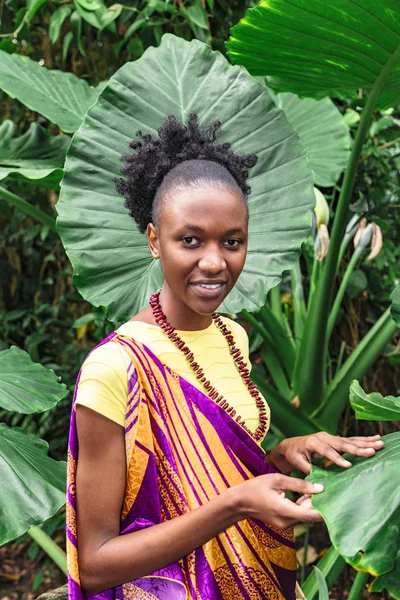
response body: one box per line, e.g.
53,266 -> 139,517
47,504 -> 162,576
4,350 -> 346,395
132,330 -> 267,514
181,236 -> 200,246
223,238 -> 243,248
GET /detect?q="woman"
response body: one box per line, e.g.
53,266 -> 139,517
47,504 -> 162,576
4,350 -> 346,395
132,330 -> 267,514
66,114 -> 383,600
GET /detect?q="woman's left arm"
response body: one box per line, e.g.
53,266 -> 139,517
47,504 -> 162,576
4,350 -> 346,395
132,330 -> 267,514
265,432 -> 385,475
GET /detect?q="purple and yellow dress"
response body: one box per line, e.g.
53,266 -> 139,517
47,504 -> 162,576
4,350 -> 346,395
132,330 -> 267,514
66,317 -> 297,599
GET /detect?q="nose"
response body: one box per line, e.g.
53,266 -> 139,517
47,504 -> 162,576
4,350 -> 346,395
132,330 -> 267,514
197,243 -> 227,273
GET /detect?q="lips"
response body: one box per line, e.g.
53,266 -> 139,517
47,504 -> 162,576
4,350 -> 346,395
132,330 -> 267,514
189,281 -> 227,299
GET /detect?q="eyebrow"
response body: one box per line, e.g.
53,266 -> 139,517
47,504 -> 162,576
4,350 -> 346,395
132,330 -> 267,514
182,224 -> 246,235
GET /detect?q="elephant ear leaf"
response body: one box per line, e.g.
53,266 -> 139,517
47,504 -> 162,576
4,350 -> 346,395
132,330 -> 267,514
0,346 -> 68,413
350,380 -> 400,421
0,424 -> 66,546
307,432 -> 400,600
57,34 -> 315,323
0,121 -> 70,188
269,90 -> 351,187
0,50 -> 104,133
226,0 -> 400,110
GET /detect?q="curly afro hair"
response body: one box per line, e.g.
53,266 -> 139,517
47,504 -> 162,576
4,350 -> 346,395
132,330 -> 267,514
114,112 -> 258,234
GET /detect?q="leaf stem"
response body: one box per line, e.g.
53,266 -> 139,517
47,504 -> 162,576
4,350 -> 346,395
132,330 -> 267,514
300,524 -> 310,585
28,525 -> 67,575
291,262 -> 306,341
314,308 -> 397,427
0,186 -> 57,231
327,245 -> 365,339
348,571 -> 369,600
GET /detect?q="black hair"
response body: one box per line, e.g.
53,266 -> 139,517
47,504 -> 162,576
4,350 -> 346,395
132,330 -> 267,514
114,112 -> 257,234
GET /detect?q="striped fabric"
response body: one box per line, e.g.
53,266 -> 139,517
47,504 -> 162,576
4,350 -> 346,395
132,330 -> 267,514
67,332 -> 296,600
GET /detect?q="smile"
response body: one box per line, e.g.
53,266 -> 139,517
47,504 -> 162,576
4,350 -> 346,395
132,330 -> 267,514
189,282 -> 226,297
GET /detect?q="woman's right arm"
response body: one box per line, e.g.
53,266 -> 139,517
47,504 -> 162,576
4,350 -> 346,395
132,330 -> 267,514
76,405 -> 323,595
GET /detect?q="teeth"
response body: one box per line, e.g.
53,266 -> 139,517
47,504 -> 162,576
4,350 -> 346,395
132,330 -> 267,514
197,283 -> 222,289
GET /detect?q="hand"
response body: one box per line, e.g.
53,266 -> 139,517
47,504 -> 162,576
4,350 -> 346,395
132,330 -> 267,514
266,432 -> 384,475
236,473 -> 324,530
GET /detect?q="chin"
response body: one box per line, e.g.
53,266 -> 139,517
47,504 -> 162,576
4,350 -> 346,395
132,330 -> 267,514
186,283 -> 232,314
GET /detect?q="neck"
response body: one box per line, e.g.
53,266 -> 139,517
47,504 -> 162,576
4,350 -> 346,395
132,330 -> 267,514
158,286 -> 213,331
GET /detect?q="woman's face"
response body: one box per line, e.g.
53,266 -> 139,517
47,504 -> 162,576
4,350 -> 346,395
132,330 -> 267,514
147,184 -> 248,329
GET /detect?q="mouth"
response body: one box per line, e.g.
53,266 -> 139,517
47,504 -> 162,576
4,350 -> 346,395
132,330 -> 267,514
189,281 -> 227,298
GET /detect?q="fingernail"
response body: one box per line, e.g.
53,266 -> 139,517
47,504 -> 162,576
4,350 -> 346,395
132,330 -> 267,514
313,484 -> 324,492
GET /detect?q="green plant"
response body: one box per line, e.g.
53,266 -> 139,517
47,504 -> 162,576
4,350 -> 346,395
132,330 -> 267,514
224,0 -> 400,435
0,344 -> 67,573
306,381 -> 400,599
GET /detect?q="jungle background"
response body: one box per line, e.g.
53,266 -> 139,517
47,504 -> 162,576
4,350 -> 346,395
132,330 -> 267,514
0,0 -> 399,598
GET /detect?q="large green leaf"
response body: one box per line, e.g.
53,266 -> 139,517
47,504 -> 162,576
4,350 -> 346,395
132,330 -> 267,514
307,432 -> 400,598
269,91 -> 351,187
370,553 -> 400,599
0,424 -> 66,546
0,51 -> 103,133
226,0 -> 400,110
57,34 -> 315,322
350,380 -> 400,421
0,120 -> 70,187
0,346 -> 68,413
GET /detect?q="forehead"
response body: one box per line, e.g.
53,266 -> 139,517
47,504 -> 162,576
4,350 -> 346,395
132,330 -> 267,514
162,185 -> 248,231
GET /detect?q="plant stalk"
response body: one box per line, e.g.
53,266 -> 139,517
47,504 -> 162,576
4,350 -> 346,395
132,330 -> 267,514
327,245 -> 365,339
259,305 -> 296,374
28,525 -> 68,575
291,262 -> 306,342
302,546 -> 346,600
261,347 -> 292,400
300,524 -> 310,585
291,41 -> 400,414
251,371 -> 320,436
314,308 -> 397,427
348,571 -> 369,600
0,186 -> 57,231
241,309 -> 293,379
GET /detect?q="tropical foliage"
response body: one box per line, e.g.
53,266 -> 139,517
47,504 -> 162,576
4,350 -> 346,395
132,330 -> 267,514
0,0 -> 399,597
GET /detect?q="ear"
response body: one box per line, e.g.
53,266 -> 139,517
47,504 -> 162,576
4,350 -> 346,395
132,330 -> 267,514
147,222 -> 160,259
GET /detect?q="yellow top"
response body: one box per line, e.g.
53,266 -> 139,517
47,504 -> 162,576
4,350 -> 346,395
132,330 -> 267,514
75,316 -> 270,435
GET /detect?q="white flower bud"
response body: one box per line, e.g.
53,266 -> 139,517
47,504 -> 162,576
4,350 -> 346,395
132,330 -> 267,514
314,188 -> 330,228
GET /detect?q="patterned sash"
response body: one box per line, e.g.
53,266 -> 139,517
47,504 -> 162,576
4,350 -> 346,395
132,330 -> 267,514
67,332 -> 297,599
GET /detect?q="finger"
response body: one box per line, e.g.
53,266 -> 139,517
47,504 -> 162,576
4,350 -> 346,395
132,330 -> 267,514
297,497 -> 312,510
332,438 -> 384,457
345,437 -> 384,449
315,444 -> 353,468
347,435 -> 382,441
323,437 -> 380,453
335,441 -> 377,456
296,494 -> 312,506
272,475 -> 324,495
280,497 -> 323,524
283,453 -> 312,475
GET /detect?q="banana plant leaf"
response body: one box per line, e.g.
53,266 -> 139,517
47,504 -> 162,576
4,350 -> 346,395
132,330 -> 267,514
269,91 -> 351,187
0,346 -> 68,413
0,423 -> 66,546
350,380 -> 400,421
0,51 -> 105,133
0,121 -> 70,187
57,34 -> 315,322
226,0 -> 400,110
307,432 -> 400,599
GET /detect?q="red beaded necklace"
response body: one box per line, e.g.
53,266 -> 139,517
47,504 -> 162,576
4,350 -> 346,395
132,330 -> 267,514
149,290 -> 268,442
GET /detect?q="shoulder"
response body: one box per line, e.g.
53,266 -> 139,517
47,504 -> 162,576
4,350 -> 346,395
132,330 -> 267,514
79,338 -> 132,389
81,338 -> 126,371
